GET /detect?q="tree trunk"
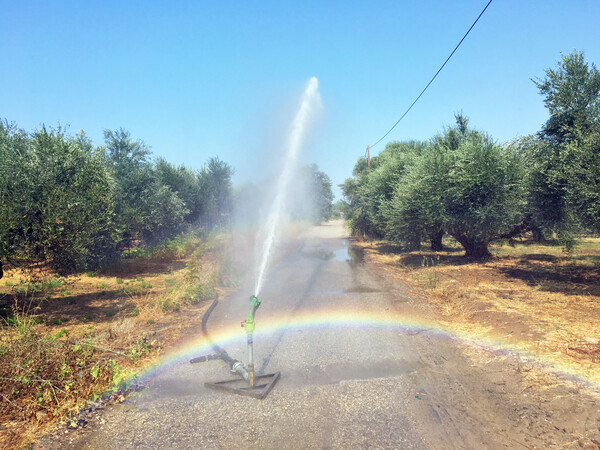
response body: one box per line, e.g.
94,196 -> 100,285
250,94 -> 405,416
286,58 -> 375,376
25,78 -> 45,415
430,230 -> 445,251
499,214 -> 544,242
531,226 -> 544,242
450,232 -> 491,258
464,241 -> 492,258
0,261 -> 3,279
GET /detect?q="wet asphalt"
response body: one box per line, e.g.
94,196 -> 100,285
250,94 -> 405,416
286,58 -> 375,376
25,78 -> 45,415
38,222 -> 520,449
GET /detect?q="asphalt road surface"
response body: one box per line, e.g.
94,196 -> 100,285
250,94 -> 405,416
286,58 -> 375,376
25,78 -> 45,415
37,222 -> 600,449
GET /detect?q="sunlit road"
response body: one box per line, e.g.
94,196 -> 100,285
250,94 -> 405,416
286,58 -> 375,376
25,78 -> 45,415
39,222 -> 600,449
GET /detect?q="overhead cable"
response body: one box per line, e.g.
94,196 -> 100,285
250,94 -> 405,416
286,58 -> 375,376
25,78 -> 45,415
369,0 -> 493,150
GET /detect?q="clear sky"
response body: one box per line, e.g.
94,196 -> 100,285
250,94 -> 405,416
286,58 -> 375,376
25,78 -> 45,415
2,1 -> 599,199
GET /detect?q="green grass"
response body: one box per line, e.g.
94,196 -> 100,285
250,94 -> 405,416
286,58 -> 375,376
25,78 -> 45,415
121,234 -> 199,261
415,255 -> 440,289
160,298 -> 180,313
10,277 -> 67,296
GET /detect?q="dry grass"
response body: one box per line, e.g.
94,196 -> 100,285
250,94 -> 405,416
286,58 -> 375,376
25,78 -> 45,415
356,234 -> 600,386
0,232 -> 242,449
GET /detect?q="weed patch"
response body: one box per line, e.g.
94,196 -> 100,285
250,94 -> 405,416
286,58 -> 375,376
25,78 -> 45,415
413,255 -> 440,289
0,317 -> 133,447
0,230 -> 236,447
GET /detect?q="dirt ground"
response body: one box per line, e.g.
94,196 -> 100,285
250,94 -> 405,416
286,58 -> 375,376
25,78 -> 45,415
31,223 -> 600,449
0,256 -> 208,352
0,242 -> 226,448
355,235 -> 600,377
354,234 -> 600,448
3,227 -> 600,448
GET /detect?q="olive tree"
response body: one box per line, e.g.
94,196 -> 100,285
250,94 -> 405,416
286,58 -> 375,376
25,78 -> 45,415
527,50 -> 600,238
341,141 -> 424,239
385,117 -> 525,257
155,158 -> 203,223
0,121 -> 29,277
297,163 -> 334,224
104,129 -> 188,245
0,124 -> 119,273
197,157 -> 234,228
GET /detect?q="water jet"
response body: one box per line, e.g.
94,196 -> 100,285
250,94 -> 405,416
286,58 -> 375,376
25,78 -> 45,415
191,77 -> 321,399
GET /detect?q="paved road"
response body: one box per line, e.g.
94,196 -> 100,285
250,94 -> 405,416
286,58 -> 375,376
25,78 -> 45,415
38,222 -> 600,449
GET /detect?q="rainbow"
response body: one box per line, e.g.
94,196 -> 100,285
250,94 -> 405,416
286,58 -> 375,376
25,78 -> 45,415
134,307 -> 600,393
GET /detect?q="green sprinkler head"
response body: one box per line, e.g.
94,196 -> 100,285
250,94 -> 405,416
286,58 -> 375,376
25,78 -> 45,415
243,295 -> 261,334
249,295 -> 261,309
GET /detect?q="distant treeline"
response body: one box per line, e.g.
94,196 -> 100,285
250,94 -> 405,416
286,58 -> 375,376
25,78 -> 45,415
0,122 -> 336,277
233,162 -> 334,228
342,50 -> 600,257
0,126 -> 234,276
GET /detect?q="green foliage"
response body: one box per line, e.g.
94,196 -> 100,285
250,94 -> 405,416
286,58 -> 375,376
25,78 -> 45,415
0,122 -> 27,272
310,164 -> 335,223
520,50 -> 600,239
342,141 -> 425,238
155,158 -> 203,223
6,277 -> 66,297
533,50 -> 600,143
415,256 -> 440,289
386,116 -> 525,257
45,277 -> 66,289
342,116 -> 524,258
0,123 -> 120,273
160,298 -> 180,313
0,120 -> 234,275
296,163 -> 335,223
197,157 -> 234,228
0,317 -> 125,428
104,129 -> 189,246
126,338 -> 154,363
341,53 -> 600,255
330,200 -> 345,219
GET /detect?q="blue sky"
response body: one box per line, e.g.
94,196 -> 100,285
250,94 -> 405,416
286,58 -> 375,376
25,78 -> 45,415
2,1 -> 599,199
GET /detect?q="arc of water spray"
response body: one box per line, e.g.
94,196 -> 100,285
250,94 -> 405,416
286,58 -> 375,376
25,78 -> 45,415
254,77 -> 320,297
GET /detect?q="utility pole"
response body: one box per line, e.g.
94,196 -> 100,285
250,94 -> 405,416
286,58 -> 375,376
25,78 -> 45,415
367,144 -> 370,168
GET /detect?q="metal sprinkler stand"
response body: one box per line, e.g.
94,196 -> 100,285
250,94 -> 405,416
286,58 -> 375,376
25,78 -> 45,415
203,295 -> 280,399
243,294 -> 260,387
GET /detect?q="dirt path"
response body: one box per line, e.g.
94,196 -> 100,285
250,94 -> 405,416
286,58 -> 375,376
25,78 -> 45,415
36,221 -> 600,449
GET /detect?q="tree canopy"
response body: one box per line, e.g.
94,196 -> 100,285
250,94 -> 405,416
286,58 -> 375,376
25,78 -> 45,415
383,116 -> 524,257
525,50 -> 600,242
0,120 -> 333,277
341,141 -> 424,239
533,50 -> 600,143
0,123 -> 234,275
341,50 -> 600,257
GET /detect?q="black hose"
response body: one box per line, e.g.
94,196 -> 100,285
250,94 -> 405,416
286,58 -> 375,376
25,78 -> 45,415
190,294 -> 236,368
189,353 -> 221,364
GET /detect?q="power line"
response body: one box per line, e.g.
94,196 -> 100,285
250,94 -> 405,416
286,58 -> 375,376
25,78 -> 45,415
369,0 -> 494,150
